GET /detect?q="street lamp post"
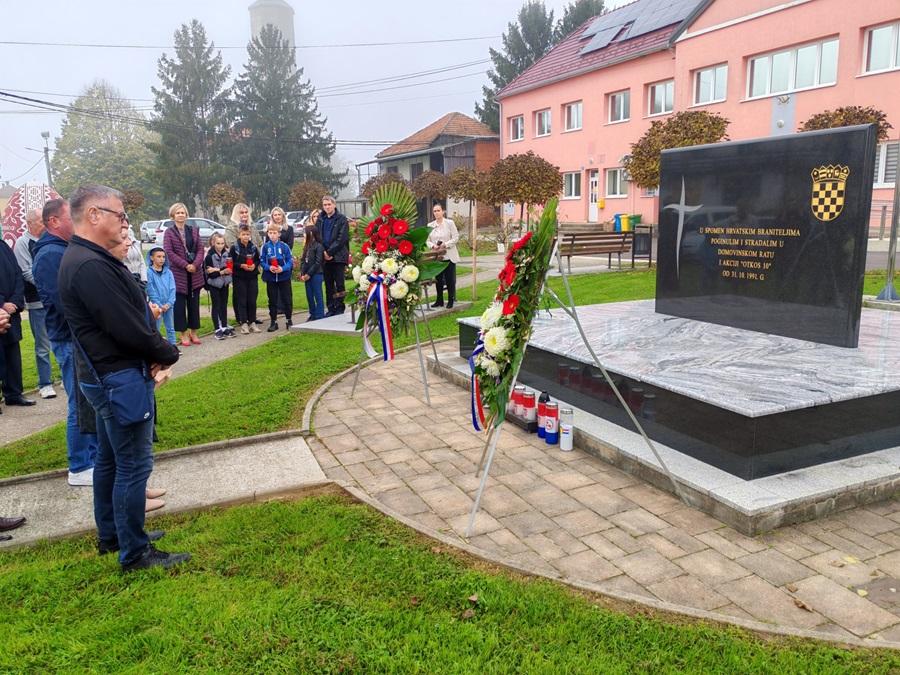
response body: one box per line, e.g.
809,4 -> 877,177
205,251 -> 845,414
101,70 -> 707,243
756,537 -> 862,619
40,131 -> 53,189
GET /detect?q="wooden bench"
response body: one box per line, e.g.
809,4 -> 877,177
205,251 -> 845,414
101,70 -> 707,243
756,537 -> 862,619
556,227 -> 634,273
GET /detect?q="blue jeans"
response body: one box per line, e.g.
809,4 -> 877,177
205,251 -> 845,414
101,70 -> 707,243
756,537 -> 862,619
28,306 -> 53,387
51,340 -> 98,474
80,372 -> 155,566
305,273 -> 325,320
156,307 -> 176,345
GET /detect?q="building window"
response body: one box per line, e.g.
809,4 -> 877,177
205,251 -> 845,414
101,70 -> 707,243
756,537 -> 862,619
606,168 -> 628,198
865,22 -> 900,73
564,101 -> 583,131
694,64 -> 728,105
642,186 -> 659,197
748,38 -> 838,99
648,80 -> 674,116
608,90 -> 630,123
386,166 -> 399,174
509,115 -> 524,141
875,142 -> 899,187
535,109 -> 551,136
411,162 -> 424,180
563,172 -> 582,199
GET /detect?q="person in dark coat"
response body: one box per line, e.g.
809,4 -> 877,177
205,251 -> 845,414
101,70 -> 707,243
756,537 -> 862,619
298,224 -> 325,321
0,237 -> 34,409
270,207 -> 295,250
0,307 -> 27,539
315,195 -> 349,316
162,202 -> 205,347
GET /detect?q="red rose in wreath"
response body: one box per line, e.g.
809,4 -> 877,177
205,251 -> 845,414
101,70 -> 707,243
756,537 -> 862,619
392,219 -> 409,235
499,261 -> 516,286
398,240 -> 413,255
380,204 -> 394,217
375,240 -> 388,253
513,231 -> 533,252
378,223 -> 391,239
388,237 -> 398,247
361,242 -> 370,255
365,221 -> 377,237
502,294 -> 521,315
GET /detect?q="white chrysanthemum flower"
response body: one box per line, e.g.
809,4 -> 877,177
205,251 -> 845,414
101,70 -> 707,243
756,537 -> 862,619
381,257 -> 399,275
483,326 -> 509,357
362,256 -> 376,273
389,279 -> 409,299
479,302 -> 503,331
358,276 -> 371,292
478,354 -> 501,377
351,266 -> 362,282
399,264 -> 419,282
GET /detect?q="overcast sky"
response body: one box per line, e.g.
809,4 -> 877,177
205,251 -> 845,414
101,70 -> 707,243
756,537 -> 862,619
0,0 -> 629,189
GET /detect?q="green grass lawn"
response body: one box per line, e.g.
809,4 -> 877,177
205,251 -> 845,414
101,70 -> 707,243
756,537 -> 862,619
3,495 -> 897,672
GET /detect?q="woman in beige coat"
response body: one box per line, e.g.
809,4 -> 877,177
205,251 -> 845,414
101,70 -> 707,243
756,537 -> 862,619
425,203 -> 460,308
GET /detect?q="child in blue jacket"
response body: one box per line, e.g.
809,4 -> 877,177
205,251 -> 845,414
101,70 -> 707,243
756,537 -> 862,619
260,223 -> 294,331
146,247 -> 177,345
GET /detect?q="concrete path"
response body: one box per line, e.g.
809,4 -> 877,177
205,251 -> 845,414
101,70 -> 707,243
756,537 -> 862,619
0,434 -> 325,548
310,346 -> 900,645
0,323 -> 295,446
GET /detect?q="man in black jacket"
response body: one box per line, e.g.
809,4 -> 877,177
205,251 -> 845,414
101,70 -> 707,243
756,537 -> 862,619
0,306 -> 27,539
316,195 -> 349,316
0,234 -> 35,409
58,185 -> 187,573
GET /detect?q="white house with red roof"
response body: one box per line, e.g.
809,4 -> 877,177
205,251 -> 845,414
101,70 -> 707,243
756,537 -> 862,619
496,0 -> 900,229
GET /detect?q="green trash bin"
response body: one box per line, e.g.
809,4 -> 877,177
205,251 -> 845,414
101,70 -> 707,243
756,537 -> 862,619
630,214 -> 643,225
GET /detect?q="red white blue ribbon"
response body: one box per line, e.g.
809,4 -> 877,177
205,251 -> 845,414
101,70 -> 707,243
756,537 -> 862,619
363,273 -> 395,362
469,338 -> 488,431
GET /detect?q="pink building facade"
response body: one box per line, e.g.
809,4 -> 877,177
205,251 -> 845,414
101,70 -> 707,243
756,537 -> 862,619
496,0 -> 900,228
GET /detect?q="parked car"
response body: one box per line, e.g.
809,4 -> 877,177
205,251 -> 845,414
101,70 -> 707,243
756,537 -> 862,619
139,220 -> 163,243
154,218 -> 227,246
286,210 -> 309,236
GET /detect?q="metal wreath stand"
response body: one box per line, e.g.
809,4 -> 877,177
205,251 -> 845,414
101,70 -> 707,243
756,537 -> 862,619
465,243 -> 691,538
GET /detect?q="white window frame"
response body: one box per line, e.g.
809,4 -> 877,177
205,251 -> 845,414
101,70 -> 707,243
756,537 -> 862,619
606,168 -> 628,198
534,109 -> 551,137
608,90 -> 630,124
648,80 -> 674,116
864,22 -> 900,75
509,115 -> 524,142
693,64 -> 728,105
746,38 -> 839,100
874,141 -> 899,188
642,186 -> 659,198
563,171 -> 582,199
563,101 -> 583,132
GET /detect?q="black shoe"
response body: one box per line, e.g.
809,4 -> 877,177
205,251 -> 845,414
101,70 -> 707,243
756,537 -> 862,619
447,300 -> 454,309
121,543 -> 190,572
267,321 -> 278,332
99,529 -> 165,555
254,319 -> 263,325
285,318 -> 292,329
431,301 -> 444,308
5,396 -> 36,406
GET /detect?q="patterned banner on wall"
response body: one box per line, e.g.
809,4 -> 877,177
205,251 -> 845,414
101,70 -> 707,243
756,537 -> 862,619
1,183 -> 61,248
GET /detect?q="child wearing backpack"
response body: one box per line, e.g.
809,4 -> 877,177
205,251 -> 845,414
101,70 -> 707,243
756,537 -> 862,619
145,247 -> 177,345
260,221 -> 294,331
204,232 -> 235,340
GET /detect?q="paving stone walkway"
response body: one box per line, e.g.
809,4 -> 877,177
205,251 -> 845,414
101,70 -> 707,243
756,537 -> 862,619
310,347 -> 900,644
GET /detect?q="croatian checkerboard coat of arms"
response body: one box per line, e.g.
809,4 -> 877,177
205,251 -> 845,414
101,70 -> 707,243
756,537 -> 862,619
810,165 -> 850,222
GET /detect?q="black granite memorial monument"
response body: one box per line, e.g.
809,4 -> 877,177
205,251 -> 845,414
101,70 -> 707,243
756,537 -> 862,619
655,124 -> 877,348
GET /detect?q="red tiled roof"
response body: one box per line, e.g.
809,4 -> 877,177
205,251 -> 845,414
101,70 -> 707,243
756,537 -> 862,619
376,112 -> 497,159
498,21 -> 678,100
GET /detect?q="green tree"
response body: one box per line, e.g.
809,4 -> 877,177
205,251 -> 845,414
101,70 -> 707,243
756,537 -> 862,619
288,180 -> 328,211
51,80 -> 165,223
361,173 -> 409,200
150,20 -> 234,215
624,111 -> 730,189
475,1 -> 555,132
412,170 -> 450,217
554,0 -> 605,43
799,106 -> 892,141
232,24 -> 343,208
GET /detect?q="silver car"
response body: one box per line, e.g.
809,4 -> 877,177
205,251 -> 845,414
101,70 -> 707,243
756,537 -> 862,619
139,220 -> 163,243
154,218 -> 227,246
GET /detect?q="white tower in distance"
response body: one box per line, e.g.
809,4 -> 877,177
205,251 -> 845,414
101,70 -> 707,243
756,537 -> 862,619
249,0 -> 296,48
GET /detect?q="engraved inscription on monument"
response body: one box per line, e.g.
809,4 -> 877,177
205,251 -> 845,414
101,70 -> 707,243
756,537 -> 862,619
655,125 -> 877,348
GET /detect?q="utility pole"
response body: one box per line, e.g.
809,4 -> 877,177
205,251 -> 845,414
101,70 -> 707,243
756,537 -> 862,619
877,149 -> 900,301
40,131 -> 53,188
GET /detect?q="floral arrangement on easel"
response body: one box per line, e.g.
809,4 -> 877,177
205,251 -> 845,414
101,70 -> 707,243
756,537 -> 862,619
470,198 -> 558,430
351,182 -> 447,360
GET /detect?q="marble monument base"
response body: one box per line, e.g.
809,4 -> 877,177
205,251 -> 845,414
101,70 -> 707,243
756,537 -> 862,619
458,300 -> 900,481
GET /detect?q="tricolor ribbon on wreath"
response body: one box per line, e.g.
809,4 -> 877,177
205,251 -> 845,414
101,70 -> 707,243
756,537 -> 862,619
363,273 -> 395,362
469,337 -> 488,431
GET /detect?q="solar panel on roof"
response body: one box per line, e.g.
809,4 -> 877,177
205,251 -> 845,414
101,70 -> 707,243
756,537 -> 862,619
579,0 -> 702,56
